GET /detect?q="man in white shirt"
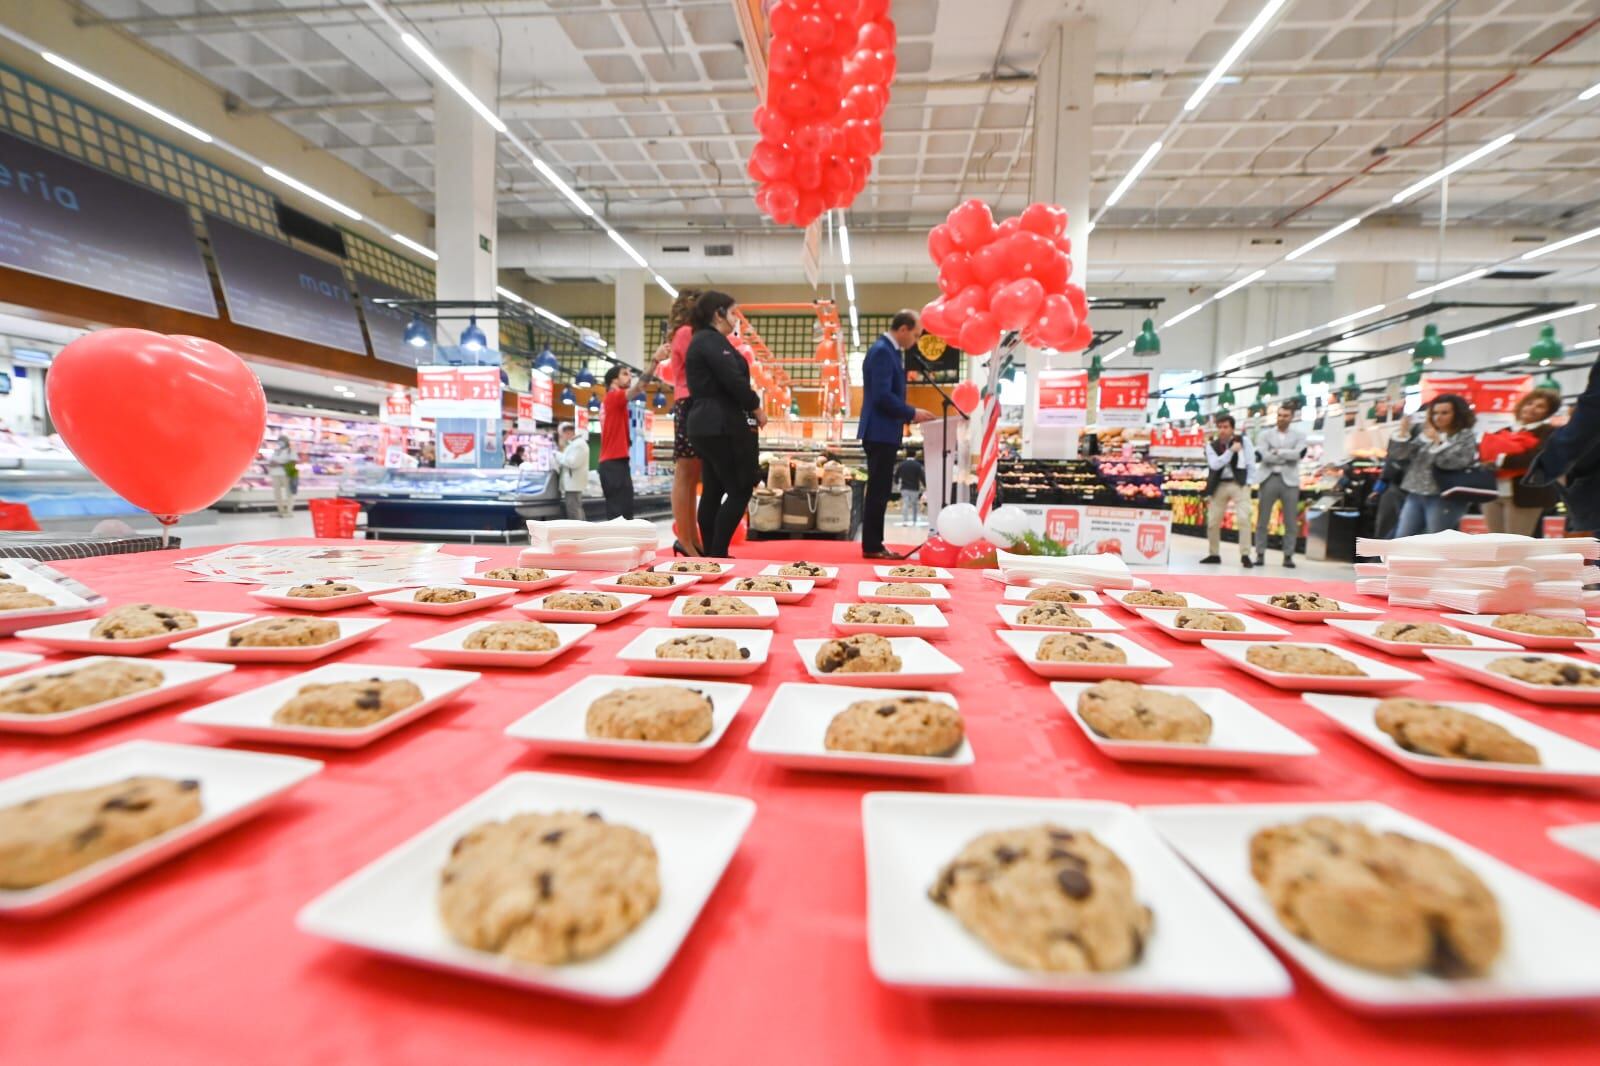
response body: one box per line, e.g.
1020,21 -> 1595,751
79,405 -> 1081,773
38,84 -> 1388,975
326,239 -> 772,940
1201,413 -> 1255,567
1253,405 -> 1309,568
557,422 -> 589,521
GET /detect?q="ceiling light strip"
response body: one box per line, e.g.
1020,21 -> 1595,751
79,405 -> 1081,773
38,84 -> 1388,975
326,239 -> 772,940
1521,224 -> 1600,260
1391,134 -> 1515,205
840,223 -> 852,266
1161,303 -> 1207,329
1443,329 -> 1491,347
1214,269 -> 1266,300
41,52 -> 212,144
399,32 -> 506,133
390,233 -> 438,261
261,165 -> 361,221
1407,269 -> 1490,300
1183,0 -> 1292,111
1324,303 -> 1386,329
1511,303 -> 1596,328
1285,217 -> 1361,261
1104,140 -> 1164,209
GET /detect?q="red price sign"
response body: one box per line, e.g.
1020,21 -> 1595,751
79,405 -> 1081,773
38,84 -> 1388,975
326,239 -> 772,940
385,390 -> 412,418
416,367 -> 458,402
516,393 -> 535,423
1035,369 -> 1087,428
1045,507 -> 1080,543
531,371 -> 553,408
458,367 -> 502,403
1419,373 -> 1476,406
440,432 -> 476,459
1096,371 -> 1149,427
1137,522 -> 1167,560
1471,374 -> 1532,414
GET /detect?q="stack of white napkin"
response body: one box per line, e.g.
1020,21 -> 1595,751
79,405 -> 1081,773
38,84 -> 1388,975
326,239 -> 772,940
519,518 -> 659,571
1354,530 -> 1599,614
996,550 -> 1151,591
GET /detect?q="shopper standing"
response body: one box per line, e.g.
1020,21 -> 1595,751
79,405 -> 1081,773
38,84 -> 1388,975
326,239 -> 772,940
654,289 -> 704,554
1390,393 -> 1479,537
685,291 -> 766,556
267,436 -> 295,519
895,450 -> 925,526
1373,417 -> 1414,539
597,365 -> 642,520
556,421 -> 588,521
1253,405 -> 1308,568
1526,357 -> 1600,537
1200,413 -> 1255,567
1480,388 -> 1561,536
858,310 -> 935,559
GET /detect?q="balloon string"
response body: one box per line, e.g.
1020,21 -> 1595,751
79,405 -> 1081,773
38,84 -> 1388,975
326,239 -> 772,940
155,513 -> 179,549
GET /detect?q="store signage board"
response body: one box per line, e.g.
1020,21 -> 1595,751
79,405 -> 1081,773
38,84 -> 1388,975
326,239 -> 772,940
575,407 -> 591,434
414,366 -> 501,419
0,129 -> 217,317
1005,504 -> 1172,567
357,273 -> 428,367
382,390 -> 414,424
1422,372 -> 1532,434
205,214 -> 367,355
530,369 -> 553,424
1149,425 -> 1206,459
1035,369 -> 1087,427
1097,371 -> 1150,427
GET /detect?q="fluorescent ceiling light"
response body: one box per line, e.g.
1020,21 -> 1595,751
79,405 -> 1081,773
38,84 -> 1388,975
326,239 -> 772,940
1085,221 -> 1096,235
1184,0 -> 1290,111
1161,302 -> 1207,328
1104,140 -> 1163,209
1227,345 -> 1264,362
1324,303 -> 1385,329
390,233 -> 437,261
653,274 -> 678,299
1214,269 -> 1265,300
605,227 -> 650,270
1270,328 -> 1314,347
42,52 -> 212,144
260,166 -> 361,221
1407,269 -> 1489,300
529,156 -> 596,219
839,223 -> 852,266
1580,81 -> 1600,102
1285,217 -> 1362,261
845,274 -> 856,302
1391,133 -> 1515,204
1512,303 -> 1596,328
849,304 -> 860,330
495,286 -> 523,304
1572,337 -> 1600,351
532,305 -> 573,330
1444,329 -> 1491,347
1498,352 -> 1528,364
401,32 -> 506,133
1520,224 -> 1600,260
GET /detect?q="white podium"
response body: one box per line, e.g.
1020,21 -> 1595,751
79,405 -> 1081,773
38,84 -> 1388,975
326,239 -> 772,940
920,414 -> 970,528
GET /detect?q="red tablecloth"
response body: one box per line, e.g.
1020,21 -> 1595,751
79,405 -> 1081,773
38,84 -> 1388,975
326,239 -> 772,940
3,541 -> 1599,1065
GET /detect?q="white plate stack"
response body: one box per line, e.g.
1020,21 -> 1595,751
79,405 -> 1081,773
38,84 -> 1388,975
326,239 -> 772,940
518,518 -> 659,571
1354,530 -> 1599,617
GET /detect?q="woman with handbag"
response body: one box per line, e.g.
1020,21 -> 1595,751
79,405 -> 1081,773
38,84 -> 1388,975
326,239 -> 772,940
1390,393 -> 1480,537
1479,387 -> 1561,536
651,288 -> 703,555
684,291 -> 766,557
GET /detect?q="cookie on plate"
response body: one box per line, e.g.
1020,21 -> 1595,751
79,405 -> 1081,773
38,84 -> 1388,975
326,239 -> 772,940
463,621 -> 560,652
226,617 -> 340,647
654,634 -> 748,661
0,661 -> 164,716
1491,613 -> 1593,639
1076,680 -> 1211,744
438,811 -> 660,965
778,561 -> 826,578
288,581 -> 360,599
542,592 -> 622,613
887,564 -> 939,579
679,596 -> 757,617
1016,603 -> 1090,627
669,560 -> 724,574
1267,592 -> 1343,612
1250,816 -> 1502,976
0,776 -> 201,889
482,567 -> 549,582
1172,609 -> 1245,633
1025,587 -> 1087,604
876,582 -> 931,598
585,685 -> 713,743
1122,589 -> 1187,608
0,591 -> 54,611
734,576 -> 792,593
824,695 -> 964,756
414,587 -> 475,604
842,603 -> 913,625
815,634 -> 901,674
1374,621 -> 1471,645
272,678 -> 424,729
90,604 -> 199,640
615,572 -> 675,588
1244,643 -> 1365,677
1486,655 -> 1600,687
1035,633 -> 1127,664
929,824 -> 1152,972
1374,698 -> 1539,765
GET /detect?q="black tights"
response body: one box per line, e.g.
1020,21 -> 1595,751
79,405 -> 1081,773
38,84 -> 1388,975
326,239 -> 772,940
689,432 -> 759,557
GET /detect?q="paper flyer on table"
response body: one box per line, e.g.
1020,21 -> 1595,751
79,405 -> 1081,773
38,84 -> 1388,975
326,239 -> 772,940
175,543 -> 482,586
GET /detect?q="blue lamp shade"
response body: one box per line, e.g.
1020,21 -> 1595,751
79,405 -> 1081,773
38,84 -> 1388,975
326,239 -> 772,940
535,348 -> 559,374
631,392 -> 645,407
559,386 -> 577,405
652,391 -> 667,409
587,393 -> 602,412
403,314 -> 431,348
459,316 -> 488,351
575,366 -> 596,387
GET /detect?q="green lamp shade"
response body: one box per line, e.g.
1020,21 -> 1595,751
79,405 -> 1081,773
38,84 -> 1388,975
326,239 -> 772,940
1219,382 -> 1236,407
1537,370 -> 1561,390
1133,319 -> 1161,355
789,399 -> 801,416
1403,356 -> 1425,387
1248,400 -> 1266,416
1530,325 -> 1564,365
1257,370 -> 1279,397
1366,403 -> 1378,420
1413,323 -> 1445,363
1156,399 -> 1171,419
1087,353 -> 1103,382
1184,393 -> 1201,414
1341,372 -> 1361,403
1311,353 -> 1336,385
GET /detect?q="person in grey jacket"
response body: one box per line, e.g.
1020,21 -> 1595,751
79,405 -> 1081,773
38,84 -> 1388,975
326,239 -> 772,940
556,422 -> 588,521
1253,404 -> 1308,568
1388,393 -> 1479,537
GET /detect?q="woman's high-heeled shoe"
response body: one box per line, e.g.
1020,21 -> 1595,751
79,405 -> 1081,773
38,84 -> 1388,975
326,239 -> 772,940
673,540 -> 690,556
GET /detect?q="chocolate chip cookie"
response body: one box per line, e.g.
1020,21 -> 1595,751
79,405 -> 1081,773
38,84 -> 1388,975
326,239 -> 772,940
1172,608 -> 1245,632
876,582 -> 931,598
680,596 -> 758,617
887,564 -> 939,579
542,592 -> 622,613
439,811 -> 660,965
654,634 -> 748,660
1025,587 -> 1087,604
272,678 -> 425,728
1035,633 -> 1127,664
482,567 -> 550,582
1250,816 -> 1503,976
734,577 -> 792,593
0,661 -> 164,716
585,685 -> 714,743
778,561 -> 827,578
1245,643 -> 1365,676
815,634 -> 901,674
1491,613 -> 1594,639
287,581 -> 360,598
1267,592 -> 1344,612
0,776 -> 201,889
226,617 -> 340,647
414,587 -> 475,604
1374,698 -> 1539,765
929,824 -> 1152,972
90,604 -> 199,640
1374,621 -> 1471,645
669,560 -> 724,574
842,603 -> 913,625
615,572 -> 675,588
824,696 -> 964,756
1122,589 -> 1187,608
1076,680 -> 1212,743
1487,655 -> 1600,687
1016,603 -> 1091,627
463,621 -> 560,652
0,591 -> 54,611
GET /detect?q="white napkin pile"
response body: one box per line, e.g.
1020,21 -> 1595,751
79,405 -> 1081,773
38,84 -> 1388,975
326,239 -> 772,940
519,518 -> 659,571
996,550 -> 1150,591
1354,531 -> 1598,613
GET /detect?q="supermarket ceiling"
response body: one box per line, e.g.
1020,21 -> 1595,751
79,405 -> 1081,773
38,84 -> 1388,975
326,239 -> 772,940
73,0 -> 1600,279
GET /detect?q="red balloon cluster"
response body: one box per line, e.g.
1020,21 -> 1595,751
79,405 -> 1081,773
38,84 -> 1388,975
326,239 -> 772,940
919,199 -> 1091,356
747,0 -> 896,227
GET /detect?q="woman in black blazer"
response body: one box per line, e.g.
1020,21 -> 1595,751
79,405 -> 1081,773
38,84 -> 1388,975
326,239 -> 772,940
684,290 -> 766,556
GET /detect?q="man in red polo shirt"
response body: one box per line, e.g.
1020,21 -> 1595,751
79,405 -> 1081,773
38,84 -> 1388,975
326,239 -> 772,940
598,364 -> 638,519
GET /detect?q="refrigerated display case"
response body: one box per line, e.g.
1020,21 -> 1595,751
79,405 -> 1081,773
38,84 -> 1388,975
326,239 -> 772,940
221,407 -> 430,511
342,466 -> 558,542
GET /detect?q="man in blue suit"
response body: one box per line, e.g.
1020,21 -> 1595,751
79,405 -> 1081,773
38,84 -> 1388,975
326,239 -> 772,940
858,310 -> 934,558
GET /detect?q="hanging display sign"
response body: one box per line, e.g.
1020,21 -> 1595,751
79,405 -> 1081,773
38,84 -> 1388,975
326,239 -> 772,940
1418,373 -> 1477,405
1420,372 -> 1534,432
382,389 -> 413,424
204,214 -> 367,355
1002,504 -> 1172,567
574,407 -> 591,434
529,369 -> 554,425
414,366 -> 502,418
1096,371 -> 1150,427
358,274 -> 427,367
1034,368 -> 1088,427
1149,425 -> 1206,458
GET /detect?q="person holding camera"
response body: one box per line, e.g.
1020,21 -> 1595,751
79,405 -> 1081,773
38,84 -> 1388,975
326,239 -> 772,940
1200,413 -> 1255,568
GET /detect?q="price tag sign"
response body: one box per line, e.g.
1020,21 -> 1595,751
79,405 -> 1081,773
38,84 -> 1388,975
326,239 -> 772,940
529,369 -> 554,424
415,366 -> 502,418
1097,371 -> 1149,427
1035,369 -> 1088,427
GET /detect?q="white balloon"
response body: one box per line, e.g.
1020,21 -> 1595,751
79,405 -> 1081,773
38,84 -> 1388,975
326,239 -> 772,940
936,502 -> 986,547
983,505 -> 1031,547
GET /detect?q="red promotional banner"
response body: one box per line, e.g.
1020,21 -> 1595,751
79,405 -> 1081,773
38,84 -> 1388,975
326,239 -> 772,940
574,407 -> 591,434
1096,370 -> 1150,427
1035,368 -> 1087,427
529,370 -> 554,424
415,366 -> 502,418
439,431 -> 476,459
1470,374 -> 1533,415
457,367 -> 502,404
516,393 -> 535,426
416,367 -> 458,403
1149,425 -> 1206,458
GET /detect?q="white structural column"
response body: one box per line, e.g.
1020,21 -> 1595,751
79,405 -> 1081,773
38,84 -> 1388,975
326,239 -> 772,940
614,268 -> 647,365
433,46 -> 499,314
1021,17 -> 1095,458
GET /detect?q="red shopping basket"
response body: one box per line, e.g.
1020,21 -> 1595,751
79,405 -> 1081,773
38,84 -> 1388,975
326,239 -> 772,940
309,498 -> 361,538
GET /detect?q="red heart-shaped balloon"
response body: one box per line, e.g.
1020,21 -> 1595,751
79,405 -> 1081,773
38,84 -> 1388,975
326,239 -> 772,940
47,329 -> 266,516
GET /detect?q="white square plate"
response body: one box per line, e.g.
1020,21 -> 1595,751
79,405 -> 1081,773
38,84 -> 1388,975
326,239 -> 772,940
410,621 -> 594,668
863,792 -> 1290,1002
1421,648 -> 1600,706
1324,618 -> 1519,658
758,562 -> 837,585
1143,801 -> 1600,1012
0,740 -> 321,916
504,674 -> 750,762
172,616 -> 389,663
517,590 -> 650,624
249,581 -> 400,612
17,610 -> 253,656
830,602 -> 949,639
856,580 -> 951,607
749,683 -> 973,777
1440,613 -> 1598,650
589,572 -> 702,598
716,576 -> 815,603
667,595 -> 778,629
1051,682 -> 1316,767
994,604 -> 1124,632
1203,640 -> 1421,693
0,657 -> 235,735
369,585 -> 516,616
297,772 -> 755,1000
996,629 -> 1172,681
1302,693 -> 1600,787
872,565 -> 954,585
1004,585 -> 1104,607
1237,593 -> 1383,622
652,560 -> 735,577
616,627 -> 771,677
177,662 -> 479,748
0,558 -> 98,633
794,637 -> 961,689
0,651 -> 43,675
1102,588 -> 1222,612
1549,823 -> 1600,864
1579,641 -> 1600,659
464,568 -> 575,593
1134,608 -> 1289,642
